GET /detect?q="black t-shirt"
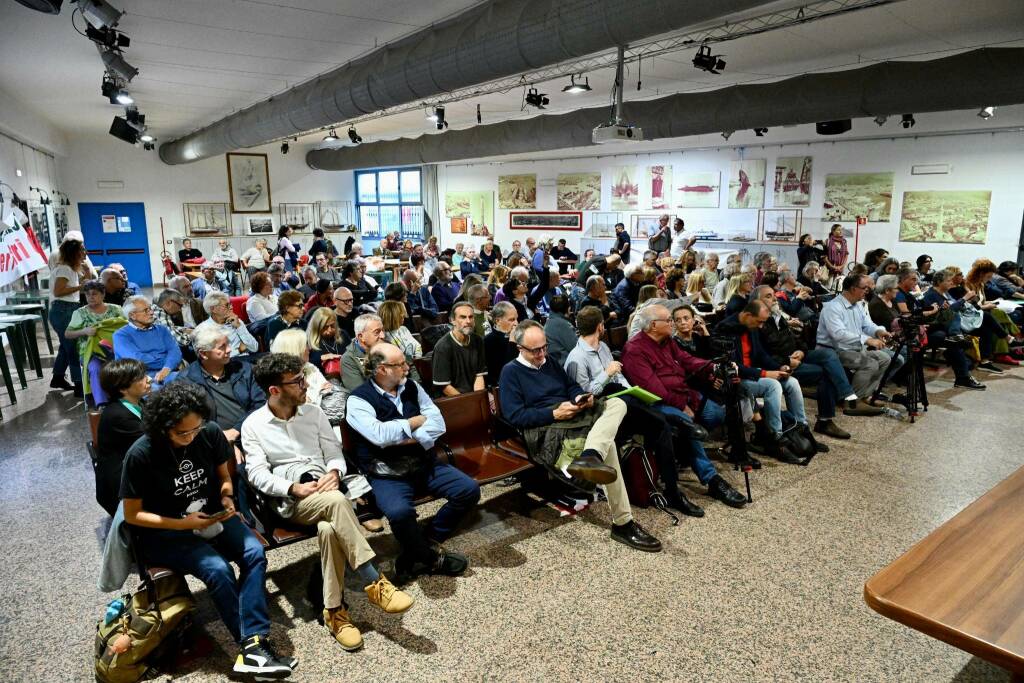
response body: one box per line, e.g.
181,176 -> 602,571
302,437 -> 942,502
615,232 -> 631,263
120,422 -> 231,519
178,248 -> 203,262
431,331 -> 486,394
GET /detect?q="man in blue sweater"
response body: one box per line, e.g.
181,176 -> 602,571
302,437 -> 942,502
499,321 -> 661,552
113,295 -> 181,391
431,262 -> 461,313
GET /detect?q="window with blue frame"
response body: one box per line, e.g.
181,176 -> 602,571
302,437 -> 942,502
354,167 -> 424,242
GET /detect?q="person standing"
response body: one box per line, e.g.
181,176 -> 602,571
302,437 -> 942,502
49,239 -> 89,395
823,224 -> 849,287
613,222 -> 631,264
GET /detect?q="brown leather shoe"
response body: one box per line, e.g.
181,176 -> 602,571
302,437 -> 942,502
843,399 -> 883,417
814,420 -> 851,439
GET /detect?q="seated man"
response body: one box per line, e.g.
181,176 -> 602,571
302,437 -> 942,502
120,382 -> 294,678
168,275 -> 209,329
462,283 -> 491,338
402,269 -> 439,320
715,300 -> 823,463
107,262 -> 141,297
500,321 -> 661,551
612,263 -> 645,316
152,288 -> 196,353
314,252 -> 340,283
544,295 -> 577,368
817,274 -> 893,410
101,267 -> 131,307
580,274 -> 621,324
268,263 -> 292,295
340,313 -> 385,392
194,291 -> 258,357
752,286 -> 875,438
243,354 -> 413,650
303,279 -> 335,316
333,286 -> 358,339
192,262 -> 229,300
346,343 -> 480,581
431,301 -> 486,397
177,238 -> 202,263
113,295 -> 181,390
430,261 -> 461,313
620,304 -> 754,500
566,306 -> 741,515
775,269 -> 816,322
183,328 -> 266,459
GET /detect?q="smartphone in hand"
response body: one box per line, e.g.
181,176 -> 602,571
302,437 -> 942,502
573,393 -> 593,406
201,508 -> 234,522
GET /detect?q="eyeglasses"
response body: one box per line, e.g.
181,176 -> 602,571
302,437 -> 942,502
172,424 -> 204,439
336,297 -> 353,303
518,343 -> 548,354
279,375 -> 307,388
382,361 -> 409,369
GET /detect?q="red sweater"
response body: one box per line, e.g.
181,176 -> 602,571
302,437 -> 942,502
621,331 -> 714,413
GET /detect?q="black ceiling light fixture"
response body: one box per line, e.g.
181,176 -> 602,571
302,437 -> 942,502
280,141 -> 289,154
692,43 -> 726,74
29,187 -> 52,205
524,87 -> 549,109
816,119 -> 852,135
429,106 -> 448,130
109,116 -> 138,144
873,115 -> 888,126
753,127 -> 767,136
721,130 -> 733,140
347,126 -> 362,144
77,0 -> 123,29
98,46 -> 138,82
977,106 -> 996,119
901,113 -> 916,129
562,74 -> 592,94
323,127 -> 339,142
12,0 -> 64,14
101,74 -> 132,105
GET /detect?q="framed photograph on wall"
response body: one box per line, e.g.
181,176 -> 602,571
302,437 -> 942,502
451,216 -> 468,234
509,211 -> 583,231
631,214 -> 671,238
27,202 -> 52,254
52,206 -> 69,244
227,152 -> 272,213
279,203 -> 314,232
246,215 -> 275,235
183,203 -> 231,237
589,212 -> 621,238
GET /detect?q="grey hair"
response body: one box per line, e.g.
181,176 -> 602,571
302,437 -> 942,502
778,269 -> 794,283
100,268 -> 122,285
301,265 -> 317,278
754,285 -> 774,299
490,301 -> 517,325
466,283 -> 489,304
802,261 -> 819,277
267,263 -> 285,275
875,274 -> 899,295
168,275 -> 191,292
586,274 -> 603,292
203,291 -> 230,314
930,269 -> 950,286
192,326 -> 227,353
125,295 -> 151,315
510,319 -> 543,346
896,266 -> 917,283
156,288 -> 185,306
624,262 -> 643,278
635,305 -> 664,332
510,266 -> 529,281
353,313 -> 382,336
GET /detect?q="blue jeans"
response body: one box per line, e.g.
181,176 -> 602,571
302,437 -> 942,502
741,377 -> 807,433
656,404 -> 718,485
135,516 -> 269,643
49,299 -> 82,384
791,361 -> 837,419
803,347 -> 854,399
370,461 -> 480,564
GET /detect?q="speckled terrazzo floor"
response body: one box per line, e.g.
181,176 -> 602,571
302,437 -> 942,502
0,339 -> 1018,682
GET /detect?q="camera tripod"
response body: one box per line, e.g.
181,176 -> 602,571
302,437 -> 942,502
873,333 -> 929,423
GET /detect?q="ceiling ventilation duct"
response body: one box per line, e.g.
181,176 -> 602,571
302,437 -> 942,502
306,48 -> 1024,171
158,0 -> 776,165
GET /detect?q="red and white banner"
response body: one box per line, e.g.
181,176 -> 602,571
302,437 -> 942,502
0,208 -> 48,288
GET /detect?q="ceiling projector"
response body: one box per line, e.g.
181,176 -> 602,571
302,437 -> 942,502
592,123 -> 644,144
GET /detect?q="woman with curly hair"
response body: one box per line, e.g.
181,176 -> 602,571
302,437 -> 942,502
121,382 -> 294,678
486,264 -> 510,299
664,268 -> 688,299
965,258 -> 1019,368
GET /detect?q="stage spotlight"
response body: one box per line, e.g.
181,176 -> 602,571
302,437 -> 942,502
431,107 -> 447,130
143,141 -> 155,151
692,44 -> 726,74
978,106 -> 995,119
12,1 -> 64,14
753,127 -> 767,136
901,113 -> 915,129
524,87 -> 549,109
109,116 -> 138,144
873,115 -> 888,126
347,127 -> 362,144
323,127 -> 339,142
562,74 -> 591,94
78,0 -> 123,29
721,131 -> 733,140
99,47 -> 138,82
86,25 -> 129,49
281,141 -> 289,154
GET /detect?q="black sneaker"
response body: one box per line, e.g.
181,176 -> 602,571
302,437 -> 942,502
234,635 -> 294,679
954,376 -> 986,390
978,361 -> 1004,374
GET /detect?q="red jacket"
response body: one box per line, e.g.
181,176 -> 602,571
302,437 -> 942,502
621,331 -> 714,413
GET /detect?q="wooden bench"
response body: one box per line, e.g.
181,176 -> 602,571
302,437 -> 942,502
864,465 -> 1024,679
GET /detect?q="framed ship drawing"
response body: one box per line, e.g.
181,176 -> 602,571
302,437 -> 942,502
509,211 -> 583,231
227,152 -> 271,213
183,203 -> 231,237
757,209 -> 802,243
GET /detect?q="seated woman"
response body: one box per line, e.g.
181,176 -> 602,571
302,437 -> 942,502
723,273 -> 754,315
627,285 -> 662,338
66,279 -> 127,405
965,258 -> 1019,368
486,264 -> 509,300
95,359 -> 151,515
685,271 -> 713,306
307,306 -> 349,376
264,290 -> 305,347
379,301 -> 422,361
711,260 -> 741,308
340,261 -> 376,307
245,272 -> 278,323
664,268 -> 688,300
121,383 -> 295,678
484,301 -> 519,387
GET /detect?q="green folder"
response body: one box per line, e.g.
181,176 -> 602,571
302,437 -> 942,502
606,386 -> 661,405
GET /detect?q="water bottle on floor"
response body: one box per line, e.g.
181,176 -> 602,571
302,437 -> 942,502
882,407 -> 905,421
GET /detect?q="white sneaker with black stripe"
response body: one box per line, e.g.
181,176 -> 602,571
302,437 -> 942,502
233,635 -> 294,679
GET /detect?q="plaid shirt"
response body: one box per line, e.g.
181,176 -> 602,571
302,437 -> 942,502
151,304 -> 191,347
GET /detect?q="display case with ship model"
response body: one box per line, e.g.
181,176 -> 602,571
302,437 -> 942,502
757,208 -> 802,243
279,203 -> 314,232
183,203 -> 231,237
315,200 -> 355,232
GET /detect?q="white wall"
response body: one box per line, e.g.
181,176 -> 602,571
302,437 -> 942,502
61,135 -> 354,285
436,131 -> 1024,272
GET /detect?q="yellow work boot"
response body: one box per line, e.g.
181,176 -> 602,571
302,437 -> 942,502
364,575 -> 414,614
323,606 -> 363,651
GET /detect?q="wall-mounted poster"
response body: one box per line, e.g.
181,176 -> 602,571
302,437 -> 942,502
279,203 -> 314,232
774,157 -> 812,207
445,191 -> 494,234
822,172 -> 894,222
898,190 -> 991,244
27,202 -> 51,254
450,216 -> 468,234
498,174 -> 537,209
184,203 -> 231,237
676,171 -> 720,209
246,215 -> 275,235
728,159 -> 766,209
52,206 -> 69,244
227,152 -> 271,213
647,165 -> 671,210
557,173 -> 601,211
757,209 -> 803,243
610,166 -> 639,210
509,211 -> 583,231
589,212 -> 621,238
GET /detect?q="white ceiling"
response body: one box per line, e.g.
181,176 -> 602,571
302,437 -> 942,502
1,0 -> 1023,154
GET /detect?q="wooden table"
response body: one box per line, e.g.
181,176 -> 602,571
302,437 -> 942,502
864,465 -> 1024,679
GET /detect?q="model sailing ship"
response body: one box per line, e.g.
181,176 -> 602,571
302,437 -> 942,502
191,205 -> 223,234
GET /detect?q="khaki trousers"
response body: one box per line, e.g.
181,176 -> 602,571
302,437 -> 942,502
289,490 -> 376,610
585,397 -> 632,526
